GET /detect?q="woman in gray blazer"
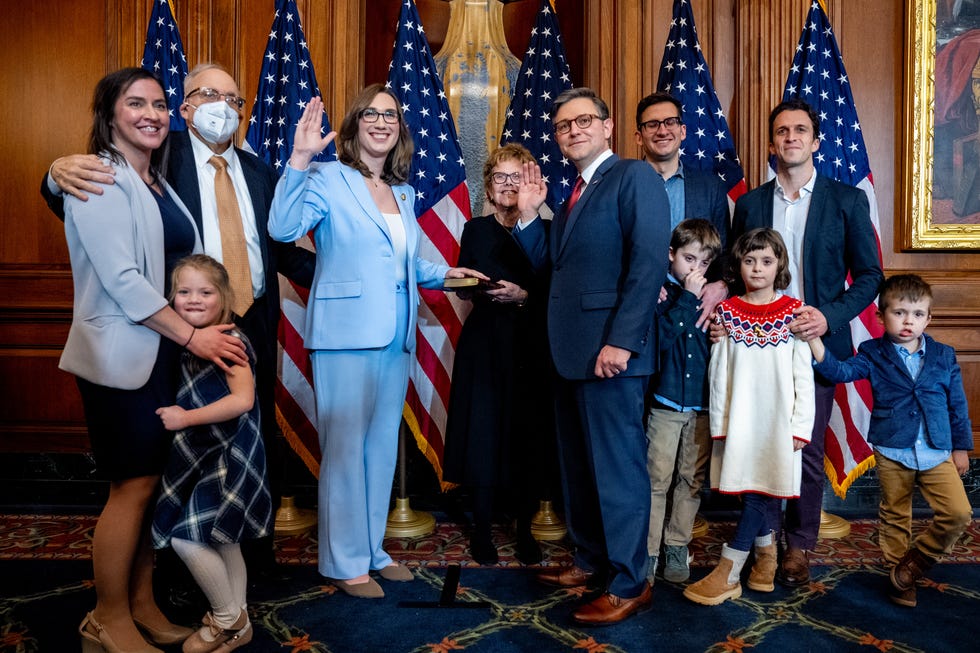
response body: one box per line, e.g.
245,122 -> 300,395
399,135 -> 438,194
64,68 -> 246,653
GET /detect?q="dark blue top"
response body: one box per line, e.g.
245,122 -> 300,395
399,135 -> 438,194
151,183 -> 196,297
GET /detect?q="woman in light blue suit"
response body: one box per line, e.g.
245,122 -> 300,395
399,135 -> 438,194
269,86 -> 484,598
62,68 -> 247,653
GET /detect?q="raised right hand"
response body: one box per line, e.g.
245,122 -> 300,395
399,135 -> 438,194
517,161 -> 547,221
51,154 -> 115,201
288,97 -> 337,171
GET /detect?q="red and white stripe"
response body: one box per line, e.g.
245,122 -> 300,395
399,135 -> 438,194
405,184 -> 471,483
824,175 -> 883,496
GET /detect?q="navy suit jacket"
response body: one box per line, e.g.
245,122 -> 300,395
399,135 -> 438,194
683,167 -> 730,249
731,175 -> 883,361
547,154 -> 670,380
814,334 -> 973,451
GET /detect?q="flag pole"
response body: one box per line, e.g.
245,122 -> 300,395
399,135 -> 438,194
386,420 -> 435,537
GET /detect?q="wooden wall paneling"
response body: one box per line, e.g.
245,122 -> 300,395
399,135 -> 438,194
734,0 -> 810,187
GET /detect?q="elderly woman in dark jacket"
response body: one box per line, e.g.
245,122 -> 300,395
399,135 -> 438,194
443,144 -> 557,565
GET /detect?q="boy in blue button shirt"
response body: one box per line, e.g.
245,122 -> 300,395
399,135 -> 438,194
807,274 -> 972,607
644,219 -> 722,584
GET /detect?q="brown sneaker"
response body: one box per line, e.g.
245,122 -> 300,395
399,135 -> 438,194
747,541 -> 777,592
890,547 -> 935,593
776,547 -> 810,587
889,583 -> 917,607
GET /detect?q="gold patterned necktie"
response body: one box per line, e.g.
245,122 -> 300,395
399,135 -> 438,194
209,155 -> 253,317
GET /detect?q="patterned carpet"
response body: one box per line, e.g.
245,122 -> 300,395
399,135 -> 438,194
1,514 -> 978,652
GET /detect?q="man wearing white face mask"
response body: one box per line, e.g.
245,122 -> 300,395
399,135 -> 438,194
41,63 -> 315,584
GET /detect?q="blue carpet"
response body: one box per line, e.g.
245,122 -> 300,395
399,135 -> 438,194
1,559 -> 976,652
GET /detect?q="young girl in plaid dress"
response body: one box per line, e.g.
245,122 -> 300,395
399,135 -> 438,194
684,229 -> 814,606
152,255 -> 271,652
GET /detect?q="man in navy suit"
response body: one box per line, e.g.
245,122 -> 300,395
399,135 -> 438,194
42,63 -> 315,574
728,98 -> 883,587
534,88 -> 670,625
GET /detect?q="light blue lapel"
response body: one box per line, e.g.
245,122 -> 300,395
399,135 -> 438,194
340,164 -> 392,245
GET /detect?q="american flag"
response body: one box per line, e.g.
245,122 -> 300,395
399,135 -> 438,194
386,0 -> 472,483
500,0 -> 574,215
139,0 -> 188,132
780,0 -> 883,497
244,0 -> 335,477
656,0 -> 746,205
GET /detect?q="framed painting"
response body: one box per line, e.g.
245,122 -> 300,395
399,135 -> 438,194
903,0 -> 980,249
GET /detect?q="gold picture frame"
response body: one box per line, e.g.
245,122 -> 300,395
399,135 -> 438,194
903,0 -> 980,250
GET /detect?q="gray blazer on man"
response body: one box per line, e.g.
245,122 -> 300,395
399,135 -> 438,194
60,156 -> 201,389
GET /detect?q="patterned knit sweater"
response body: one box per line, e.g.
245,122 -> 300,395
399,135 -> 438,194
708,294 -> 815,497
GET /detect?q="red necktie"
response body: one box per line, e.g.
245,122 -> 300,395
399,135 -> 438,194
566,175 -> 584,214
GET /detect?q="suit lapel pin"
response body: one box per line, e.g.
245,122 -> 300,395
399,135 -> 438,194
401,193 -> 407,201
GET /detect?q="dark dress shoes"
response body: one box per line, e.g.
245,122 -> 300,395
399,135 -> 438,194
572,583 -> 653,626
536,565 -> 594,588
776,547 -> 810,587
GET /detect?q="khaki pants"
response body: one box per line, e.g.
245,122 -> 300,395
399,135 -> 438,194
645,408 -> 710,555
876,453 -> 972,565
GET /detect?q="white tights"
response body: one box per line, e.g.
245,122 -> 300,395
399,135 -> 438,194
171,538 -> 246,629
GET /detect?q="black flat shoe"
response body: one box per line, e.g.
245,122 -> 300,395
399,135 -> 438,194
470,533 -> 499,565
515,531 -> 543,565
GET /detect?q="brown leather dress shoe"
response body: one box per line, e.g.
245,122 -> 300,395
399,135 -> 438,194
572,583 -> 653,626
536,565 -> 594,588
776,547 -> 810,587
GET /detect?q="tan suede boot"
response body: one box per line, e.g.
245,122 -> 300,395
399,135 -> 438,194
747,541 -> 777,592
683,545 -> 746,606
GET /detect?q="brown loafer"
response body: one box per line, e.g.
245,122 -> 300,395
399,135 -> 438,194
536,565 -> 594,588
572,584 -> 653,626
776,547 -> 810,587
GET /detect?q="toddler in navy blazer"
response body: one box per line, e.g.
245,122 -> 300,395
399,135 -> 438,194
809,274 -> 973,608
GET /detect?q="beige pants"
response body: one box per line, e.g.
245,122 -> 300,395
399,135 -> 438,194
876,453 -> 972,565
645,408 -> 711,554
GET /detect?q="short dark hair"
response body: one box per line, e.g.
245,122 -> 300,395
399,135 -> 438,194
336,83 -> 413,185
551,87 -> 609,121
878,274 -> 933,312
768,98 -> 820,141
89,67 -> 168,176
483,143 -> 536,204
670,219 -> 722,261
727,228 -> 792,294
635,92 -> 683,128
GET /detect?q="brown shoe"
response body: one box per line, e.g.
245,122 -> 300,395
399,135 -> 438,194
776,547 -> 810,587
890,547 -> 935,592
536,565 -> 594,588
747,542 -> 777,592
889,584 -> 917,608
572,584 -> 652,625
333,577 -> 385,598
683,557 -> 742,606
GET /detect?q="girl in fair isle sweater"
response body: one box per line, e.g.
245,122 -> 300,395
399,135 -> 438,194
684,228 -> 814,606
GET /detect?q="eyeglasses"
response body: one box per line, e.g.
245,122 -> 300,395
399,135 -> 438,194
553,113 -> 603,135
639,117 -> 683,132
186,87 -> 245,110
491,172 -> 521,185
359,108 -> 399,124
